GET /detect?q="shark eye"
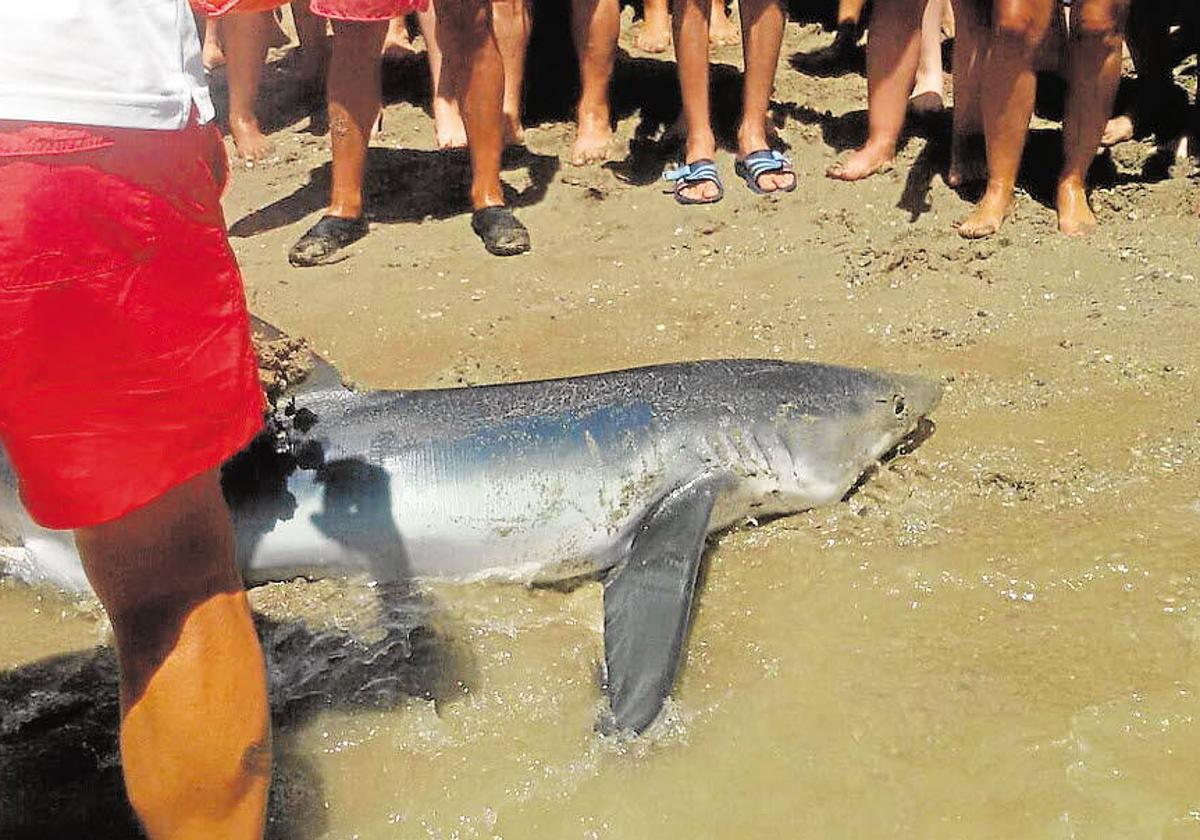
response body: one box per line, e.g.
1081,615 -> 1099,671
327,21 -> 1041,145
892,394 -> 908,418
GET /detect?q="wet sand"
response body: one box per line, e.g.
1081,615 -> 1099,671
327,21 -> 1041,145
3,12 -> 1200,840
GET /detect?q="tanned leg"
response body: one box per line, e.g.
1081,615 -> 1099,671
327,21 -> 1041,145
636,0 -> 673,52
1058,0 -> 1129,234
451,0 -> 507,209
672,0 -> 719,201
417,4 -> 469,148
710,0 -> 740,46
736,0 -> 794,192
826,0 -> 927,181
326,19 -> 388,220
948,0 -> 987,185
224,11 -> 275,163
910,0 -> 947,108
571,0 -> 620,164
959,0 -> 1054,238
291,0 -> 329,91
76,471 -> 270,840
492,0 -> 532,145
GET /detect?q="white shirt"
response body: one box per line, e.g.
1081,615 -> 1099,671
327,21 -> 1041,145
0,0 -> 214,130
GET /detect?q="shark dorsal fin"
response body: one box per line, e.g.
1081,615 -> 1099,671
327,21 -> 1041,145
602,476 -> 719,733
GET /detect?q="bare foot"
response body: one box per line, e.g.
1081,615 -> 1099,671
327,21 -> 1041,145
433,98 -> 468,149
504,112 -> 526,147
948,133 -> 987,187
229,116 -> 276,165
382,17 -> 416,61
958,186 -> 1014,238
1101,114 -> 1135,148
825,142 -> 894,181
571,111 -> 614,165
1056,179 -> 1097,236
635,17 -> 671,52
709,7 -> 740,47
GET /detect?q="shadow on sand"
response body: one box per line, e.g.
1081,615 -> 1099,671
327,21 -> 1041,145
0,592 -> 474,840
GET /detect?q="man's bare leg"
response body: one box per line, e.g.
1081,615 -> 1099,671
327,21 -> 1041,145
76,470 -> 270,840
327,20 -> 387,219
417,5 -> 468,148
910,0 -> 947,112
959,0 -> 1054,238
736,0 -> 794,192
224,11 -> 275,163
1058,0 -> 1129,234
826,0 -> 926,181
948,0 -> 987,185
710,0 -> 740,46
288,19 -> 385,266
636,0 -> 672,52
571,0 -> 620,164
672,0 -> 719,201
492,0 -> 531,145
447,0 -> 530,253
291,0 -> 330,89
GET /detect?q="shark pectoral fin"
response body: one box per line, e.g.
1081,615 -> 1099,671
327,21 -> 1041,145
602,477 -> 719,734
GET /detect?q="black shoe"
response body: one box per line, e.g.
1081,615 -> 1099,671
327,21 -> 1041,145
288,215 -> 369,267
470,206 -> 531,256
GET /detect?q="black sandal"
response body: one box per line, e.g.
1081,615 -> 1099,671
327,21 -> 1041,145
287,215 -> 369,267
470,206 -> 531,256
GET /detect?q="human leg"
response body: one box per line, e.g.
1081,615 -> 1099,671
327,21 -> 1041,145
672,0 -> 720,202
910,0 -> 947,111
1057,0 -> 1129,234
959,0 -> 1054,238
224,11 -> 275,162
416,4 -> 469,147
492,0 -> 532,145
735,0 -> 794,192
710,0 -> 740,46
291,0 -> 330,88
571,0 -> 620,164
77,472 -> 270,840
444,0 -> 530,252
948,0 -> 987,185
826,0 -> 927,181
636,0 -> 673,52
288,18 -> 386,266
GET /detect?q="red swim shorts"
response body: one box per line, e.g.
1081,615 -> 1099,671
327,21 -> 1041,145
0,119 -> 265,530
192,0 -> 427,18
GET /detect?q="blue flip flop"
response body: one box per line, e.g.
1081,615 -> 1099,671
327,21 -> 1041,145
663,159 -> 724,205
734,149 -> 797,195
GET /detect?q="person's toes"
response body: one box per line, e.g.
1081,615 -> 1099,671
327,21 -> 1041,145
635,24 -> 671,53
1100,115 -> 1135,147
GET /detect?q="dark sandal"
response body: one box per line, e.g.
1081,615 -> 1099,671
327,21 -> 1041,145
471,206 -> 531,256
287,215 -> 369,267
663,159 -> 724,205
734,150 -> 797,195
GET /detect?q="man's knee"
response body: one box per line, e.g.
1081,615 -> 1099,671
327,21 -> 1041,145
993,0 -> 1049,50
1072,0 -> 1128,42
